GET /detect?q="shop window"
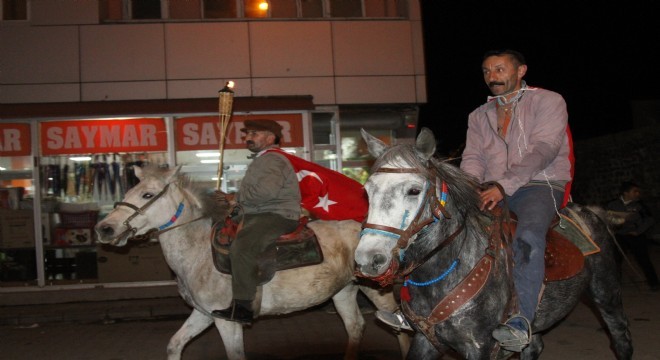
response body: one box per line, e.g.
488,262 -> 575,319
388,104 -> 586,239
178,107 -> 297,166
1,0 -> 27,20
340,129 -> 391,184
330,0 -> 362,17
99,0 -> 119,21
244,0 -> 269,18
100,0 -> 163,21
364,0 -> 405,18
204,0 -> 237,18
300,0 -> 323,18
170,0 -> 202,19
269,0 -> 297,18
175,114 -> 307,192
98,0 -> 408,21
132,0 -> 161,19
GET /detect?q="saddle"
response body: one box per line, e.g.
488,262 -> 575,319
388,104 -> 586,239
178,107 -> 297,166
500,209 -> 600,282
210,216 -> 324,284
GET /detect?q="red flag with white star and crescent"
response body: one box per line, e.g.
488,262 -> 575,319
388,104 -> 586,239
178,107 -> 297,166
266,149 -> 368,222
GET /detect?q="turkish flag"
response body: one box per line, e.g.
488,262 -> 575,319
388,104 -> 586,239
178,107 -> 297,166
266,149 -> 368,222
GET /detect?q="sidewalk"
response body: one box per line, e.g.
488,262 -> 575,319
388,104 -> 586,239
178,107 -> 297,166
0,296 -> 191,326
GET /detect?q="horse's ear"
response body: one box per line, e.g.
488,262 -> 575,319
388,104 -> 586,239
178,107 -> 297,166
361,128 -> 389,158
173,164 -> 183,177
165,165 -> 183,183
415,127 -> 436,161
134,166 -> 144,180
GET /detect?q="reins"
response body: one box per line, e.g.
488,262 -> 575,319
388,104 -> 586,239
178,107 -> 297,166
112,181 -> 205,243
361,166 -> 466,277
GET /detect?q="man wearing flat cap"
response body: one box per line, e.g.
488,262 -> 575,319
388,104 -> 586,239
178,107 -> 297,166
212,119 -> 301,325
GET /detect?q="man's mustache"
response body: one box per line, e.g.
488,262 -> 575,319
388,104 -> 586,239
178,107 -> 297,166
488,82 -> 505,87
246,141 -> 255,146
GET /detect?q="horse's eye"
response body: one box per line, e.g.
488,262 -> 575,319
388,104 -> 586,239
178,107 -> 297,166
143,193 -> 154,199
407,188 -> 421,196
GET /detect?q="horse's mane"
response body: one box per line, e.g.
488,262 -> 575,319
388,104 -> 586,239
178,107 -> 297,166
137,164 -> 229,223
372,144 -> 491,257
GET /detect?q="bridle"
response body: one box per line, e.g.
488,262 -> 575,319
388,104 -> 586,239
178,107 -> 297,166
360,166 -> 465,280
111,181 -> 204,243
361,167 -> 439,250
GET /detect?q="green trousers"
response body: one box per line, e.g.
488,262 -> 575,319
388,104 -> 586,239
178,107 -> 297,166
229,213 -> 298,301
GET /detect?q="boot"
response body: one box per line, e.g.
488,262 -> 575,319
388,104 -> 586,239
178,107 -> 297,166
492,315 -> 531,352
375,309 -> 413,331
211,300 -> 253,326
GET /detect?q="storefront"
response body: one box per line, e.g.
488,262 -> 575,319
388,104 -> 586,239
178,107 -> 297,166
0,98 -> 416,291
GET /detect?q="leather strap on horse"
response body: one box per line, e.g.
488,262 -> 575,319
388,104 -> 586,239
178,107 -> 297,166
399,203 -> 516,350
362,175 -> 437,250
402,254 -> 494,349
399,223 -> 465,278
480,181 -> 519,322
481,181 -> 521,326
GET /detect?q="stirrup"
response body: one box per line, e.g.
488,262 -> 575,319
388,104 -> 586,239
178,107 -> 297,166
492,315 -> 531,352
375,309 -> 413,332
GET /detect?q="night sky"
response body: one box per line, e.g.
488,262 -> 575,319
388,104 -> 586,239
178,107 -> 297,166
417,1 -> 660,155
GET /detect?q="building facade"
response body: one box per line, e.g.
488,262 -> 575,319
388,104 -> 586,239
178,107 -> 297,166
0,0 -> 426,294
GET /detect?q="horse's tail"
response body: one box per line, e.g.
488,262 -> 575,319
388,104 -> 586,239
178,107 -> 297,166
583,205 -> 620,241
580,205 -> 631,263
584,205 -> 645,281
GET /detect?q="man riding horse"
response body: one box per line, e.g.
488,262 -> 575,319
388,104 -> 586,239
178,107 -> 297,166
379,49 -> 574,352
212,119 -> 301,325
212,119 -> 370,325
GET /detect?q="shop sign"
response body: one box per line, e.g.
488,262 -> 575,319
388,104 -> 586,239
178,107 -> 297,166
175,114 -> 304,151
0,123 -> 31,156
40,118 -> 168,155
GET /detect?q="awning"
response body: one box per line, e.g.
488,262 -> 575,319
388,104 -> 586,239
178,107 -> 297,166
0,96 -> 315,120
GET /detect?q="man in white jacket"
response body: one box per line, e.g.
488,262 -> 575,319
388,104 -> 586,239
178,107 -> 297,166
460,49 -> 572,351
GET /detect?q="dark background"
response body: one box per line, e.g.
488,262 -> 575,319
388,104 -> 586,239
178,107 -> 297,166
417,1 -> 660,155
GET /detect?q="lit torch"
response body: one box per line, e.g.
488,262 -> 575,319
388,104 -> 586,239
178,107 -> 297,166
217,81 -> 235,189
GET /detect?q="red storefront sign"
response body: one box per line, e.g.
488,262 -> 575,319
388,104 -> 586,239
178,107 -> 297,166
175,114 -> 304,151
40,118 -> 168,155
0,123 -> 31,156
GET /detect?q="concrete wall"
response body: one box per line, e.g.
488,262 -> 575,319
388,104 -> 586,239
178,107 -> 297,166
571,125 -> 660,237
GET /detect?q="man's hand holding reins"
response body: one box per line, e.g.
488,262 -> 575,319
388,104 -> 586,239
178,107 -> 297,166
479,184 -> 504,211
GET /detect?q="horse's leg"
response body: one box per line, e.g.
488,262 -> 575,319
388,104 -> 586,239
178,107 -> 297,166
359,285 -> 411,358
332,283 -> 365,360
585,225 -> 634,358
359,285 -> 398,311
406,333 -> 442,360
588,266 -> 634,359
167,309 -> 214,360
214,318 -> 247,360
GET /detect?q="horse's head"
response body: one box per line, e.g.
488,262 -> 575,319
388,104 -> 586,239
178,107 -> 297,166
95,164 -> 202,246
355,128 -> 441,284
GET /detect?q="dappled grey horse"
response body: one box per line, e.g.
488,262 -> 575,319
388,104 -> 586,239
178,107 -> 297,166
354,128 -> 632,359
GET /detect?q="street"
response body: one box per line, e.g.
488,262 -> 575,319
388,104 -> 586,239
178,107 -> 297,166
2,246 -> 659,359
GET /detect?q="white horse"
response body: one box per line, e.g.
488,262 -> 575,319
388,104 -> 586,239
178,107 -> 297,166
94,165 -> 409,360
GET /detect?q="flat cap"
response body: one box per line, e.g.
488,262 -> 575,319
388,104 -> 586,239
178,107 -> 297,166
240,119 -> 283,139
